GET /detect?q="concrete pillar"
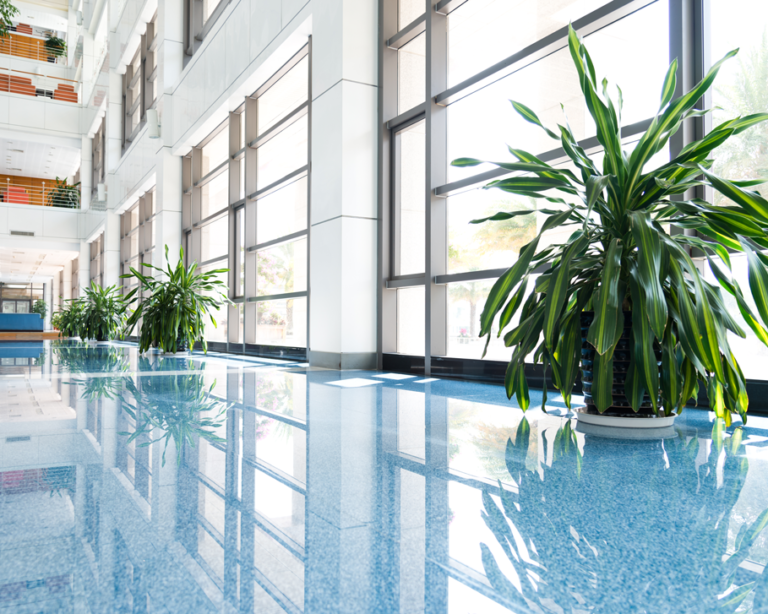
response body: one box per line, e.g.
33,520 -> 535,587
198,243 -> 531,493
103,211 -> 121,288
81,135 -> 92,212
151,0 -> 184,276
308,0 -> 379,370
153,150 -> 183,275
79,241 -> 91,295
43,282 -> 52,330
63,260 -> 73,302
52,272 -> 60,317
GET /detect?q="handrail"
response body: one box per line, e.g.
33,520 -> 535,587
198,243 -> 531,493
0,67 -> 79,103
0,31 -> 68,65
0,177 -> 80,209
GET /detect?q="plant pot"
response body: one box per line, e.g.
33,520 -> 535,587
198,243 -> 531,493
175,327 -> 190,353
577,311 -> 674,428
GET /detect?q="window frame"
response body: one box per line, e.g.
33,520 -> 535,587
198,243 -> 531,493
181,41 -> 312,357
379,0 -> 694,373
122,13 -> 157,152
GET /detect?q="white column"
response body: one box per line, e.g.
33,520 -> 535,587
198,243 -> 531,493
309,0 -> 379,370
52,272 -> 60,315
63,260 -> 73,302
81,135 -> 92,212
152,0 -> 184,275
153,148 -> 183,275
44,282 -> 52,329
79,241 -> 90,295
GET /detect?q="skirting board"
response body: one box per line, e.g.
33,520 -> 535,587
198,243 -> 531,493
309,350 -> 377,370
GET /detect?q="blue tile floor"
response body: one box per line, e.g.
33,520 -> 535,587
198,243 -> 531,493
1,340 -> 767,613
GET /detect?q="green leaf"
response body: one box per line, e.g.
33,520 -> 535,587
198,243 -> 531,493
592,350 -> 614,413
587,238 -> 624,355
509,99 -> 559,140
659,58 -> 678,110
479,236 -> 540,338
700,166 -> 768,224
629,211 -> 667,341
543,234 -> 587,350
742,237 -> 768,331
628,271 -> 660,413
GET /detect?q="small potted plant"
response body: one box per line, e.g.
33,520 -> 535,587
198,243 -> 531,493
453,25 -> 768,427
32,299 -> 47,321
122,245 -> 231,354
43,32 -> 66,62
55,298 -> 87,339
47,177 -> 80,208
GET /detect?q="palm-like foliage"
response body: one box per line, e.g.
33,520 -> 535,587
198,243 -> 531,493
453,25 -> 768,423
82,281 -> 129,341
55,298 -> 88,338
122,245 -> 231,353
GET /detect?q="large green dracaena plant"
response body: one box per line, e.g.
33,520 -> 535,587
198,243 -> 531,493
82,281 -> 129,341
121,245 -> 231,353
453,25 -> 768,424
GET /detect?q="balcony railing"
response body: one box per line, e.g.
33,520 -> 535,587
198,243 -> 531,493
0,177 -> 80,209
0,30 -> 67,65
0,68 -> 79,103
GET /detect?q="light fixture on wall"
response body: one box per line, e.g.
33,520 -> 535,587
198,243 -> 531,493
147,109 -> 161,139
97,183 -> 105,201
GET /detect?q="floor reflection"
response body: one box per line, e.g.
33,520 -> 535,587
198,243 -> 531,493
0,340 -> 767,613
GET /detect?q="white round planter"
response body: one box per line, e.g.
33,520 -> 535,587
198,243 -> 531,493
574,406 -> 678,429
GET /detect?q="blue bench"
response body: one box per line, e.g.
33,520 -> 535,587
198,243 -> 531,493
0,313 -> 44,331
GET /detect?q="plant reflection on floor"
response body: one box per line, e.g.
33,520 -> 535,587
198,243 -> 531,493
480,419 -> 768,613
119,368 -> 229,466
57,344 -> 131,401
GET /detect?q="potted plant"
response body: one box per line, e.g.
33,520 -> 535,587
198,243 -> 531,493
55,298 -> 87,338
81,281 -> 128,342
47,177 -> 80,208
122,245 -> 231,354
453,25 -> 768,426
43,32 -> 66,62
32,299 -> 47,321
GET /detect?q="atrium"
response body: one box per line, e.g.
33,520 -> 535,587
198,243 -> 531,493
1,0 -> 768,612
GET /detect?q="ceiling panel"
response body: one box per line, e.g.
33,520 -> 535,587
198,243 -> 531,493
0,137 -> 80,180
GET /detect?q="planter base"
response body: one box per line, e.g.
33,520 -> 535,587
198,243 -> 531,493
574,406 -> 678,429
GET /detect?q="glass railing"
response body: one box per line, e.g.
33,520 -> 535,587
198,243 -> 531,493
0,68 -> 79,103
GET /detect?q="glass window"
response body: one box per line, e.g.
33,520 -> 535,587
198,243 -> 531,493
256,116 -> 308,191
398,0 -> 423,29
201,171 -> 228,219
447,1 -> 670,183
257,56 -> 309,136
710,0 -> 768,207
256,176 -> 308,245
202,128 -> 229,176
235,207 -> 245,297
200,216 -> 229,263
256,297 -> 307,347
199,263 -> 229,343
398,33 -> 425,113
395,120 -> 425,276
256,237 -> 307,297
203,0 -> 224,23
397,287 -> 424,355
447,0 -> 613,88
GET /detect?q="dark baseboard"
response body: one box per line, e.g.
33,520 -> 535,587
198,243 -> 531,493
382,354 -> 768,415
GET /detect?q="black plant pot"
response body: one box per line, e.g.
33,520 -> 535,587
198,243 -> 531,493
175,327 -> 190,353
579,311 -> 662,416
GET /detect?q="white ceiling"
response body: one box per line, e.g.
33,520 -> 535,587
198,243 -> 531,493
0,137 -> 80,181
14,0 -> 69,30
0,247 -> 79,283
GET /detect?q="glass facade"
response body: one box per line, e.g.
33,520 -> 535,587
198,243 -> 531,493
380,0 -> 768,381
120,191 -> 156,303
122,13 -> 157,151
182,43 -> 311,353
